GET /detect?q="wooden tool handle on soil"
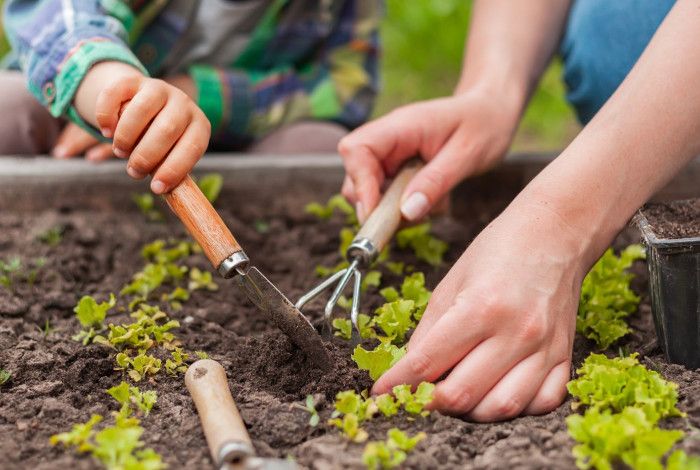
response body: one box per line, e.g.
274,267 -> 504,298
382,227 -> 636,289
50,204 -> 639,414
355,160 -> 423,252
164,176 -> 242,270
185,359 -> 252,467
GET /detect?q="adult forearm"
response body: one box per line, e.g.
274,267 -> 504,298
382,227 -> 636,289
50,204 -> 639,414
457,0 -> 572,111
517,0 -> 700,269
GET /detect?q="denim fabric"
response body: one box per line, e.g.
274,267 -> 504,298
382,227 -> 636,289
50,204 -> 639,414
560,0 -> 676,124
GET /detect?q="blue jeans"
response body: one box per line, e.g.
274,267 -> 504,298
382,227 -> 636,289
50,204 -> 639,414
560,0 -> 675,124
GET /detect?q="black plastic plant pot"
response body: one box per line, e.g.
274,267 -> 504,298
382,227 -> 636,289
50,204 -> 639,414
635,205 -> 700,369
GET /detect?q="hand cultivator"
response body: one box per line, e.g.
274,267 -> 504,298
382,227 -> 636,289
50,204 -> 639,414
186,359 -> 297,470
296,161 -> 422,344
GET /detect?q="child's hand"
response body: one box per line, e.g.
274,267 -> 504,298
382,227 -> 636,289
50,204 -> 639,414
52,123 -> 114,161
75,61 -> 211,194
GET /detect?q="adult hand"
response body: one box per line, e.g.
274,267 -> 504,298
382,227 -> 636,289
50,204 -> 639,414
51,123 -> 114,161
338,89 -> 520,223
372,198 -> 586,421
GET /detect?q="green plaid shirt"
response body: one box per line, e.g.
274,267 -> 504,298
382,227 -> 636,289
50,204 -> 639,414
2,0 -> 380,146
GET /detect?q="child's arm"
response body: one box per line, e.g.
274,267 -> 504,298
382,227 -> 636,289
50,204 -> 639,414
74,61 -> 210,194
185,0 -> 380,143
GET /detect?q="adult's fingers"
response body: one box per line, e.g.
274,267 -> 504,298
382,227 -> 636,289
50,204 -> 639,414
86,143 -> 115,162
95,75 -> 141,137
113,81 -> 169,157
429,337 -> 537,415
523,360 -> 570,415
467,352 -> 549,422
52,124 -> 98,158
339,145 -> 384,223
150,118 -> 209,194
341,175 -> 356,204
399,133 -> 479,221
371,303 -> 485,395
126,100 -> 190,177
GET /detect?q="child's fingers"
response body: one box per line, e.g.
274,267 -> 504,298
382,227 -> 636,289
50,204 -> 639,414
52,124 -> 98,159
85,144 -> 114,162
95,76 -> 141,137
150,118 -> 210,194
125,101 -> 190,177
112,81 -> 169,157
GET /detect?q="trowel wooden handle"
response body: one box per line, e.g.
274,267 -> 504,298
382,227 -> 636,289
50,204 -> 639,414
185,359 -> 252,467
355,160 -> 423,252
164,176 -> 243,270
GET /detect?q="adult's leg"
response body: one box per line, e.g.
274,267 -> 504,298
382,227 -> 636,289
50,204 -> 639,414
560,0 -> 676,124
246,121 -> 348,154
0,71 -> 62,154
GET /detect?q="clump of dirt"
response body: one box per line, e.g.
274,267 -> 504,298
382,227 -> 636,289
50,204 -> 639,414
642,198 -> 700,239
1,194 -> 699,470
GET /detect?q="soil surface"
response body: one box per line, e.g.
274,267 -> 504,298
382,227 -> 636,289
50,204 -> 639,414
643,198 -> 700,239
2,194 -> 700,470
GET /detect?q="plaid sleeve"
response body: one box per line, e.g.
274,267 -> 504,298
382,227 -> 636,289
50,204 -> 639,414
190,0 -> 380,143
3,0 -> 147,134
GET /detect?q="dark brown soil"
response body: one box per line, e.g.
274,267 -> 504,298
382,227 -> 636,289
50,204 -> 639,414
2,195 -> 700,470
642,198 -> 700,239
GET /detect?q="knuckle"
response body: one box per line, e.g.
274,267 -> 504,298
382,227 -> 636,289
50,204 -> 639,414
406,350 -> 435,380
184,138 -> 207,157
420,170 -> 446,195
128,152 -> 156,172
493,397 -> 523,420
518,316 -> 548,343
435,384 -> 472,413
156,120 -> 181,140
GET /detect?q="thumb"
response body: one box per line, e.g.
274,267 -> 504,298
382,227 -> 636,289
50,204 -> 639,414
399,136 -> 476,221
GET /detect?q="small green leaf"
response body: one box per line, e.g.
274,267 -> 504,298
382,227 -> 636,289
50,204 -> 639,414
196,174 -> 224,204
352,341 -> 406,381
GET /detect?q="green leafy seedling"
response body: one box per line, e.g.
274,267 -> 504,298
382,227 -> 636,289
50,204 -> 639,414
50,414 -> 103,451
196,173 -> 224,204
72,294 -> 117,345
132,193 -> 164,222
296,395 -> 321,427
37,225 -> 64,247
0,368 -> 11,386
188,267 -> 218,291
352,340 -> 406,381
0,257 -> 21,291
396,222 -> 448,266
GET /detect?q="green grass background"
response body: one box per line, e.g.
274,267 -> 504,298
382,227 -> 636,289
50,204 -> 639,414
377,0 -> 579,151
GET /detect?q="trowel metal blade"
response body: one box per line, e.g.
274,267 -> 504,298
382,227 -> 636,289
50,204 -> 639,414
237,267 -> 332,371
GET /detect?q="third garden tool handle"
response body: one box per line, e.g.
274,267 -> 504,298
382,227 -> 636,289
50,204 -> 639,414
164,176 -> 246,275
353,160 -> 424,257
185,359 -> 253,468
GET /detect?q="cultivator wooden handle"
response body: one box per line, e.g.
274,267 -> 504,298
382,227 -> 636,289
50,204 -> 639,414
164,176 -> 244,272
185,359 -> 253,469
353,160 -> 424,257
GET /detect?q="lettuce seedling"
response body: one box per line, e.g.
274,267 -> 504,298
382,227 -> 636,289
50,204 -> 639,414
577,245 -> 645,349
0,257 -> 21,291
165,348 -> 189,375
196,173 -> 223,204
194,351 -> 209,359
50,414 -> 103,451
37,225 -> 64,247
362,428 -> 426,470
373,299 -> 416,342
305,194 -> 358,225
567,406 -> 684,470
72,294 -> 116,345
115,352 -> 162,382
332,315 -> 374,340
107,381 -> 158,417
567,353 -> 682,423
188,267 -> 218,291
375,394 -> 399,417
132,193 -> 164,222
0,368 -> 11,386
92,424 -> 165,470
396,223 -> 448,266
352,340 -> 406,380
392,382 -> 435,416
296,395 -> 320,427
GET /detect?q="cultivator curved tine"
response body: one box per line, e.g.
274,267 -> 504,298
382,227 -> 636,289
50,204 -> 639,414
350,268 -> 362,347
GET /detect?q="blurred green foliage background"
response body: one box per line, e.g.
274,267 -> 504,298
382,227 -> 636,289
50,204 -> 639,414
377,0 -> 579,151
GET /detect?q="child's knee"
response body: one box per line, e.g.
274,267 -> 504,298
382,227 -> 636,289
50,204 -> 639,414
0,71 -> 62,154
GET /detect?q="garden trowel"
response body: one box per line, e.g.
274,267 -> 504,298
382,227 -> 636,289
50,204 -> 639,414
186,359 -> 297,470
163,175 -> 331,370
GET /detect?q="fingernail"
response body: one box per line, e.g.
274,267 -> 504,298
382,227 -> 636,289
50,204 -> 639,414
52,146 -> 69,159
126,165 -> 145,179
101,128 -> 113,138
151,179 -> 166,194
356,202 -> 365,223
113,147 -> 128,159
401,192 -> 429,221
